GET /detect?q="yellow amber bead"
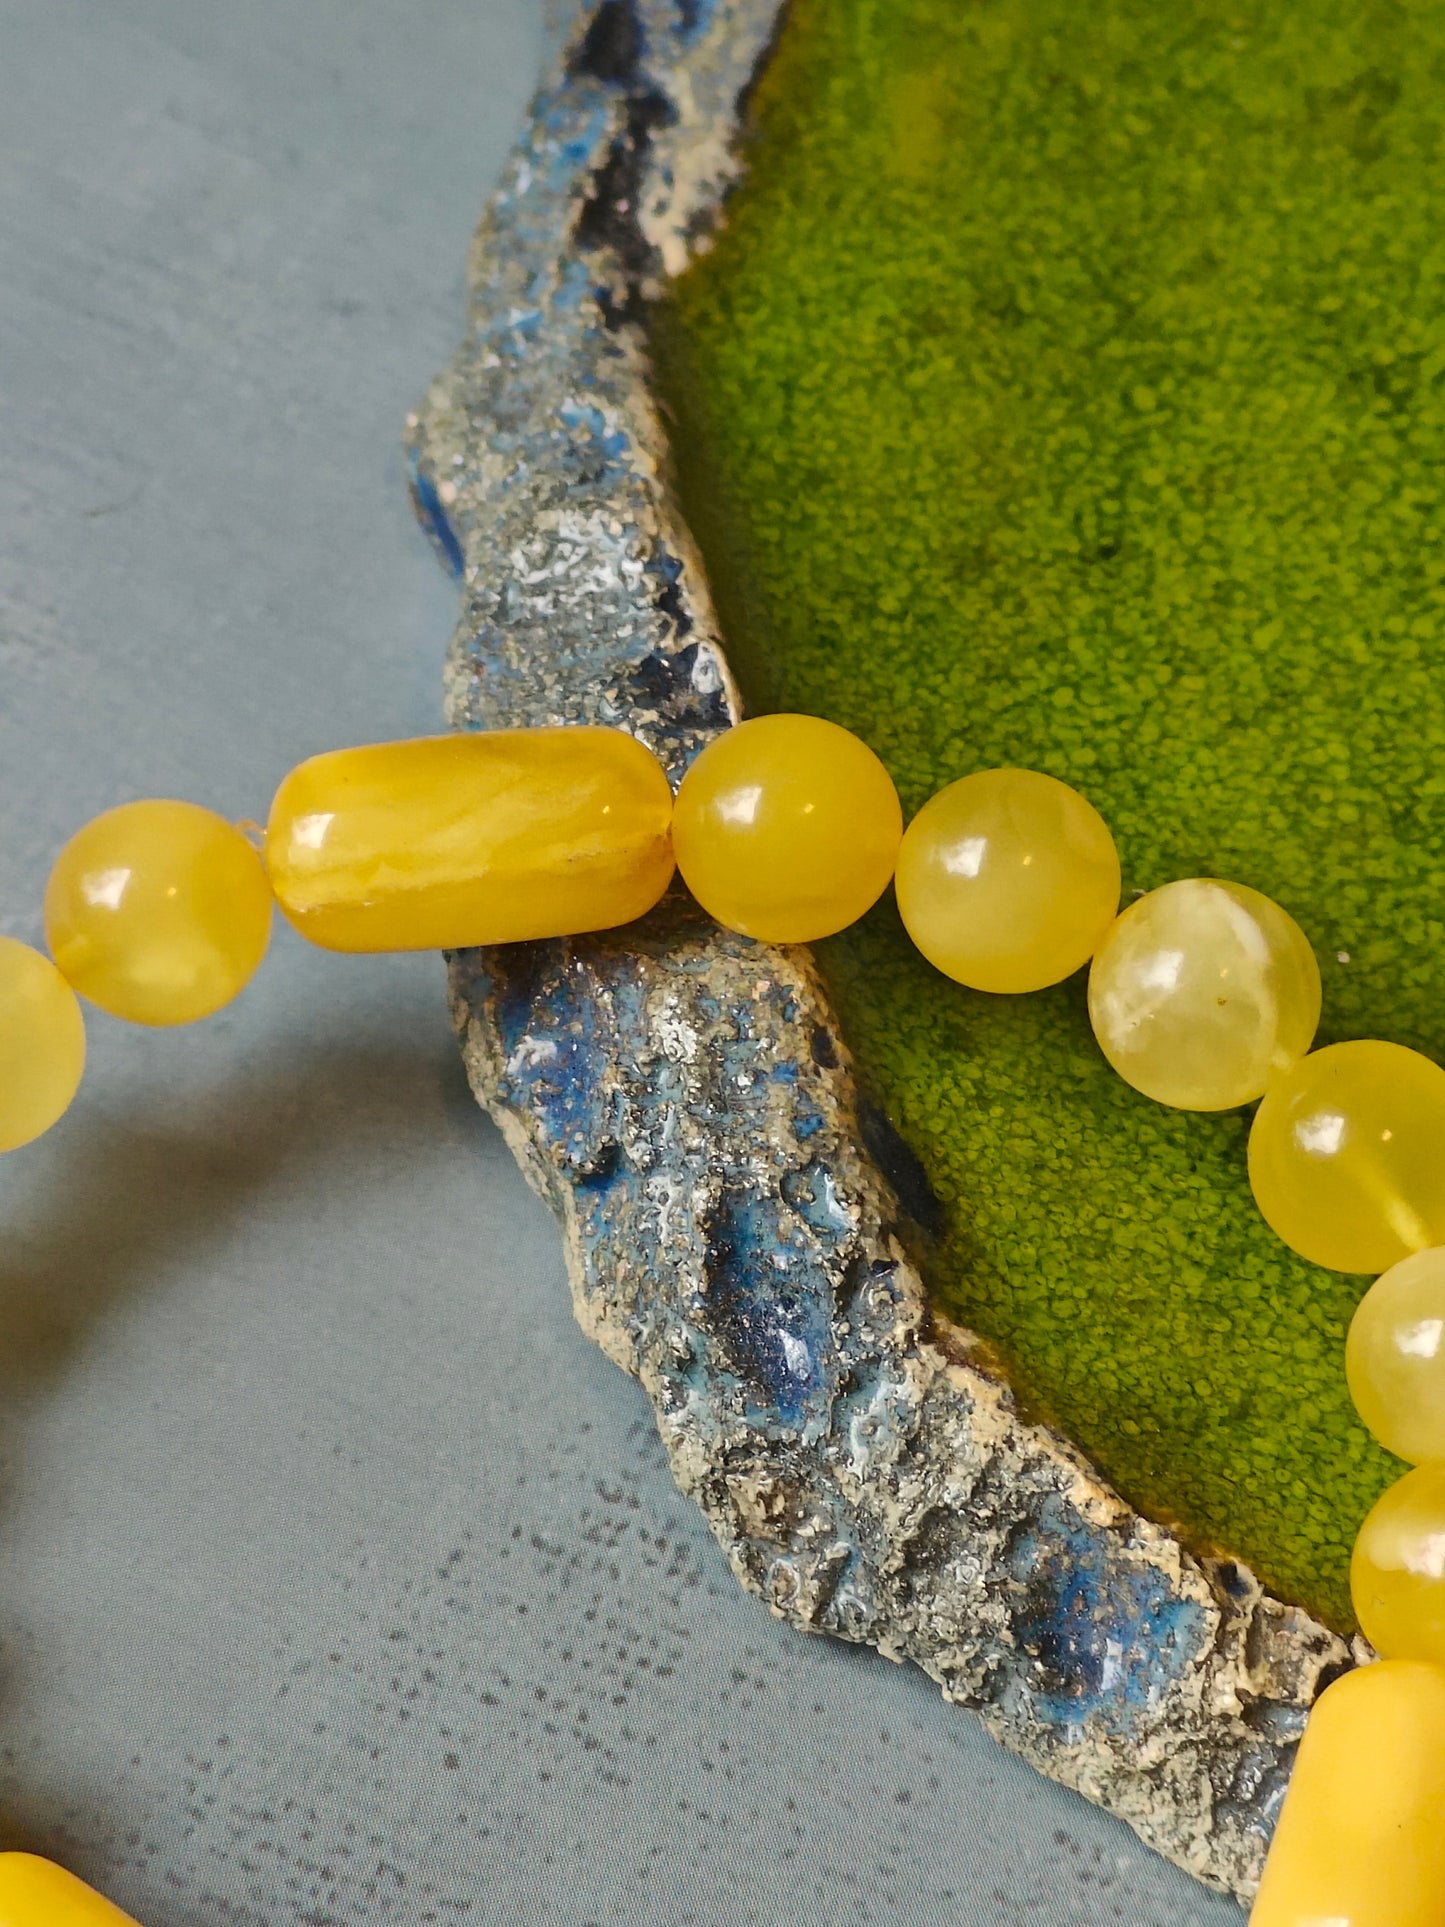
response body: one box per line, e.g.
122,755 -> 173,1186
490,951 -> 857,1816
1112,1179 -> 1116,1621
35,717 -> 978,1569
1248,1660 -> 1445,1927
1351,1462 -> 1445,1664
266,726 -> 674,952
895,767 -> 1120,993
0,1853 -> 139,1924
1247,1041 -> 1445,1273
1087,879 -> 1321,1111
1346,1247 -> 1445,1465
0,937 -> 86,1154
45,800 -> 272,1028
670,714 -> 901,943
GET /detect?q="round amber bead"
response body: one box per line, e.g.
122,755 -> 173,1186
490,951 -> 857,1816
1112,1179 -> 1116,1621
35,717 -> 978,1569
0,937 -> 86,1153
1347,1248 -> 1445,1465
1248,1661 -> 1445,1927
1352,1462 -> 1445,1664
671,714 -> 902,943
1087,878 -> 1321,1110
1247,1041 -> 1445,1273
895,767 -> 1120,994
45,800 -> 272,1027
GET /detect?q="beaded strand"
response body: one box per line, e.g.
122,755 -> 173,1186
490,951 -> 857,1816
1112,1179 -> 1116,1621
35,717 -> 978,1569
3,711 -> 1445,1921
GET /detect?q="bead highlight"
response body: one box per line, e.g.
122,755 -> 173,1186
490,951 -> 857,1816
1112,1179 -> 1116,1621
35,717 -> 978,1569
267,727 -> 675,952
895,767 -> 1120,994
1346,1247 -> 1445,1465
1247,1660 -> 1445,1927
1087,878 -> 1320,1110
0,1852 -> 139,1923
1351,1462 -> 1445,1664
44,800 -> 272,1027
1246,1040 -> 1445,1273
671,714 -> 901,943
0,937 -> 86,1154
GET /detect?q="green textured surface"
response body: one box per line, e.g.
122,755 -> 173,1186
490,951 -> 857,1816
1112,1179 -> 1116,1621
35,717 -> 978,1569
652,0 -> 1445,1631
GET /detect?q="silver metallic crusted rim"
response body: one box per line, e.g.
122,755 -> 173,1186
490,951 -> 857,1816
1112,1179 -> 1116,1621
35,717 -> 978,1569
405,1 -> 1363,1898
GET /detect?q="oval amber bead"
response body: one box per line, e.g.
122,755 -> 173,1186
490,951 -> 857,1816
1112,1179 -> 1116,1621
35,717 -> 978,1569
267,727 -> 674,952
0,937 -> 86,1154
0,1853 -> 139,1923
1351,1462 -> 1445,1664
1248,1661 -> 1445,1927
1088,878 -> 1321,1110
1346,1247 -> 1445,1465
45,800 -> 272,1027
1247,1041 -> 1445,1273
671,714 -> 901,943
895,768 -> 1119,994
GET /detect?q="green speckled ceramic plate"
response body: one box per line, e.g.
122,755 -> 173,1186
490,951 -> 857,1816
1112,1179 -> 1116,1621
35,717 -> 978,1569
653,0 -> 1445,1633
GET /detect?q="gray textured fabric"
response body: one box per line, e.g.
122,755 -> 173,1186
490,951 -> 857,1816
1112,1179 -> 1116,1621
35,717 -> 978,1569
0,1 -> 1243,1920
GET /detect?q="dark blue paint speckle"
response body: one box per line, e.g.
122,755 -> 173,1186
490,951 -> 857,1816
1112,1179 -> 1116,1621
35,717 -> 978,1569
1008,1495 -> 1207,1734
704,1190 -> 832,1433
674,0 -> 715,45
408,451 -> 465,580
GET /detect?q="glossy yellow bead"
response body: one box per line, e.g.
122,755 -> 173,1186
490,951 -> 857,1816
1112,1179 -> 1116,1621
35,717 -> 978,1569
45,800 -> 272,1028
670,714 -> 902,943
1247,1041 -> 1445,1273
1248,1660 -> 1445,1927
1346,1248 -> 1445,1465
266,726 -> 674,951
0,937 -> 86,1154
1351,1462 -> 1445,1664
0,1853 -> 139,1924
895,767 -> 1120,994
1087,879 -> 1321,1111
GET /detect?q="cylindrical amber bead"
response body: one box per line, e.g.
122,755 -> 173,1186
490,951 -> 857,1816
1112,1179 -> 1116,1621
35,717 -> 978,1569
266,727 -> 675,952
0,1852 -> 139,1923
1248,1661 -> 1445,1926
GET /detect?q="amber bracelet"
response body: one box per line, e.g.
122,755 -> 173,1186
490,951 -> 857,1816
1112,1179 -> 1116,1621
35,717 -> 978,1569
3,712 -> 1445,1922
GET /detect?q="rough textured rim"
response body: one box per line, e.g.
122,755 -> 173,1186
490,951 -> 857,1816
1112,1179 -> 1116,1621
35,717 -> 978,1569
404,0 -> 1366,1898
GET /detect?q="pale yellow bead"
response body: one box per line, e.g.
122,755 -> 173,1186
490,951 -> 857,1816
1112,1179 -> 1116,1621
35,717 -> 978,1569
1351,1462 -> 1445,1665
1248,1660 -> 1445,1927
895,768 -> 1120,994
0,1853 -> 139,1924
0,937 -> 86,1153
1087,878 -> 1321,1110
671,713 -> 902,943
45,800 -> 272,1027
1247,1041 -> 1445,1273
1346,1247 -> 1445,1465
267,727 -> 674,951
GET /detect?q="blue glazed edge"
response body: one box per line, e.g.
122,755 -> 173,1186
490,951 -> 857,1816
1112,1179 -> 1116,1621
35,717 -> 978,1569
406,0 -> 1363,1899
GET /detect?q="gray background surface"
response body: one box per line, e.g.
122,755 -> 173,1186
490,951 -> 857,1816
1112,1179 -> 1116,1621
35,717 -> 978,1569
0,2 -> 1241,1920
